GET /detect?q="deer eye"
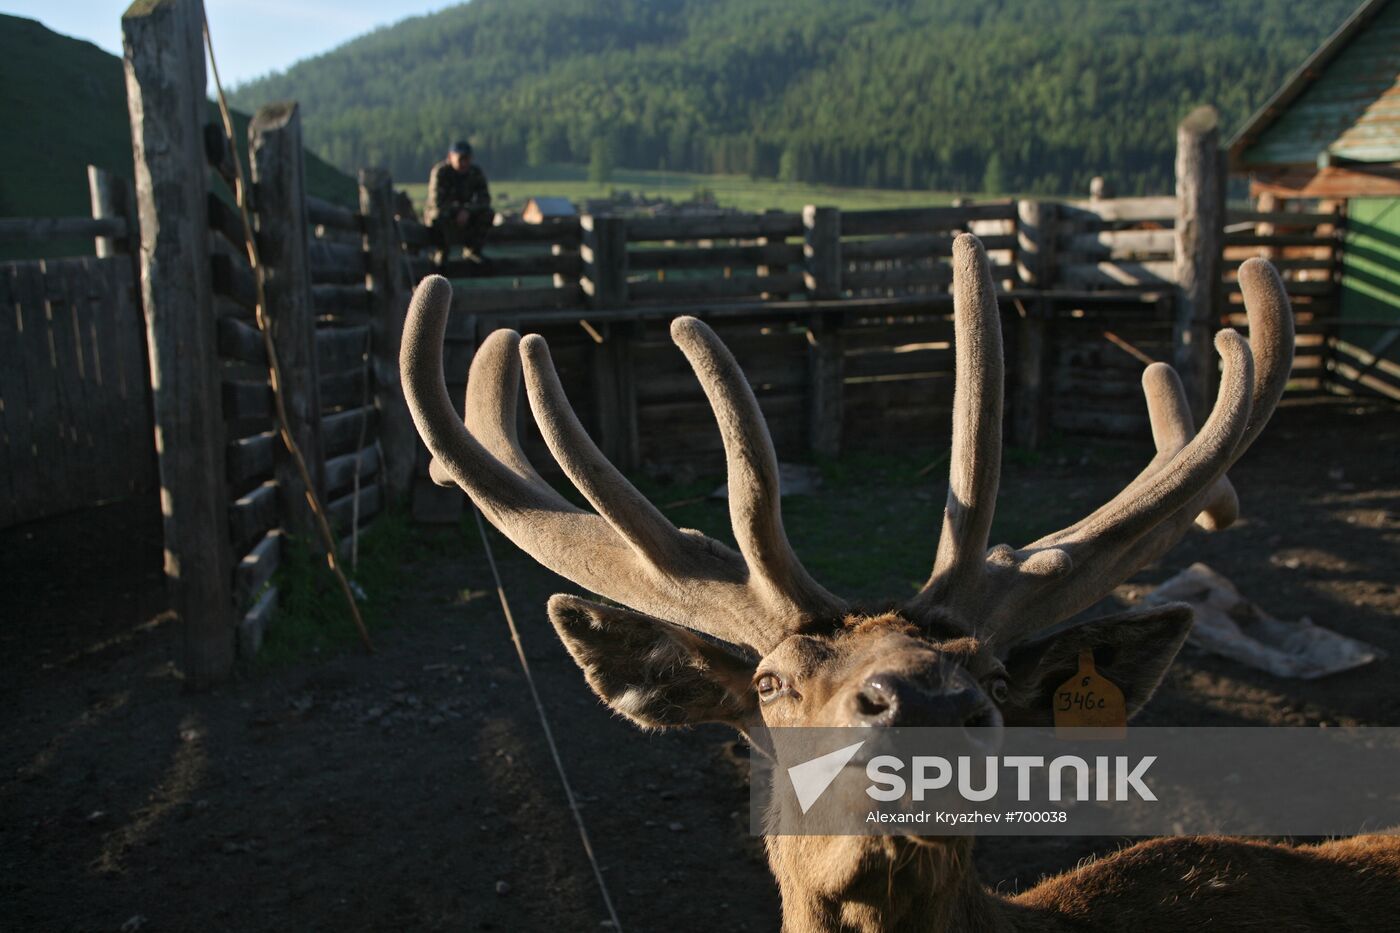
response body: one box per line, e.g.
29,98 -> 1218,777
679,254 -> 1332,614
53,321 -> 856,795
986,677 -> 1010,705
755,673 -> 786,701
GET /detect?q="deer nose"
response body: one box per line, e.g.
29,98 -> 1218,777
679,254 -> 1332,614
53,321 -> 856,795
851,673 -> 994,729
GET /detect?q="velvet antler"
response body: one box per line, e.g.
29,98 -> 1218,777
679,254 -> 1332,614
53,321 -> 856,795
400,276 -> 846,653
906,241 -> 1294,646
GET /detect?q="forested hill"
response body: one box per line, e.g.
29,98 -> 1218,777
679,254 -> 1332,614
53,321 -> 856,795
229,0 -> 1354,195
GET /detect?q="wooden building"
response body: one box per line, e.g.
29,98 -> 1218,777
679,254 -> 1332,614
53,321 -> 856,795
1228,0 -> 1399,398
522,196 -> 577,224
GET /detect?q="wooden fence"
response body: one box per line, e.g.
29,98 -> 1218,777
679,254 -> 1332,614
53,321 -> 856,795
0,168 -> 153,527
1,0 -> 1372,687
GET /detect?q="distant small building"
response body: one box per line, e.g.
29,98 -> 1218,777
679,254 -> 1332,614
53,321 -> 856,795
521,196 -> 577,224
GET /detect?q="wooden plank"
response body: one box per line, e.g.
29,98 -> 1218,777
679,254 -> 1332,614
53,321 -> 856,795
328,480 -> 383,533
450,284 -> 583,313
1060,261 -> 1176,288
235,528 -> 282,608
322,405 -> 377,456
316,324 -> 369,375
1059,195 -> 1177,223
1226,209 -> 1337,226
1223,233 -> 1337,249
320,367 -> 368,413
306,195 -> 361,233
0,266 -> 35,523
625,213 -> 802,242
210,252 -> 257,311
217,314 -> 266,365
582,215 -> 628,308
0,216 -> 127,242
312,283 -> 371,317
229,479 -> 278,551
628,242 -> 803,271
491,217 -> 582,245
324,444 -> 381,497
807,314 -> 843,456
844,233 -> 1015,262
1066,228 -> 1177,257
840,202 -> 1017,237
442,250 -> 582,279
628,272 -> 805,303
227,431 -> 275,485
238,585 -> 278,658
308,239 -> 367,283
223,378 -> 273,422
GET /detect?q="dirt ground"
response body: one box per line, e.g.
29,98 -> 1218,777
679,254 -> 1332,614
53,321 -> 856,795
2,396 -> 1397,932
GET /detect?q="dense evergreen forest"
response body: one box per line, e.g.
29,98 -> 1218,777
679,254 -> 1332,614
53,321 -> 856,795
229,0 -> 1354,195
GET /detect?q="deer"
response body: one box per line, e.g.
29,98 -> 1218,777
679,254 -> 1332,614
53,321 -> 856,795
400,235 -> 1400,932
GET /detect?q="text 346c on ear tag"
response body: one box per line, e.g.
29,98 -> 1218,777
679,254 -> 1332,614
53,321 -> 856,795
1053,648 -> 1127,738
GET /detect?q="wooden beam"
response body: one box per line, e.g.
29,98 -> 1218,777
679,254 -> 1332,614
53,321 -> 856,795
807,312 -> 844,456
1172,105 -> 1224,420
250,101 -> 325,537
582,215 -> 628,308
123,0 -> 234,687
803,206 -> 841,299
360,167 -> 417,500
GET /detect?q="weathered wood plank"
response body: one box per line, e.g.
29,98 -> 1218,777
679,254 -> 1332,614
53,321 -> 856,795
442,250 -> 582,279
308,238 -> 367,283
322,405 -> 377,457
312,283 -> 371,317
844,233 -> 1015,262
625,213 -> 802,242
449,284 -> 584,313
316,324 -> 369,375
227,431 -> 275,485
0,216 -> 127,242
210,251 -> 257,311
628,242 -> 803,271
628,272 -> 805,302
840,202 -> 1017,237
235,528 -> 282,608
229,479 -> 278,552
217,315 -> 267,365
328,481 -> 383,533
238,585 -> 278,658
306,195 -> 361,233
324,445 -> 381,497
1173,105 -> 1224,420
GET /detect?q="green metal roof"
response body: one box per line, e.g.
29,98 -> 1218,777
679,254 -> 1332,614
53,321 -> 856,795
1230,0 -> 1400,168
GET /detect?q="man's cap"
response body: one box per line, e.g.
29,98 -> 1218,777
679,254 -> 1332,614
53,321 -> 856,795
449,140 -> 473,156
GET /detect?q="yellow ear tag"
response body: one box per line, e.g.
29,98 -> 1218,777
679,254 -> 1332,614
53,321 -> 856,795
1053,649 -> 1127,738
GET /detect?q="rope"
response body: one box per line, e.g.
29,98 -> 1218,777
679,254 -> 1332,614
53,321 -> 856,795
471,507 -> 624,932
202,16 -> 373,652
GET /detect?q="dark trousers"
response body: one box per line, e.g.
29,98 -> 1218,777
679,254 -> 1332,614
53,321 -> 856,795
434,209 -> 492,254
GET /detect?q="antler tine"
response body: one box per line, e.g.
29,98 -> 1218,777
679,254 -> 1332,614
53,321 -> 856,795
518,333 -> 690,567
401,275 -> 841,653
973,329 -> 1255,646
911,234 -> 1004,613
671,317 -> 847,616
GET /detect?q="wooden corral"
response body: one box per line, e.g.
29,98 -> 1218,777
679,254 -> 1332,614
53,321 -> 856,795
1,0 -> 1385,686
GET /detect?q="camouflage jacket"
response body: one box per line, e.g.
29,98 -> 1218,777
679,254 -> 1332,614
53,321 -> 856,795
424,160 -> 490,225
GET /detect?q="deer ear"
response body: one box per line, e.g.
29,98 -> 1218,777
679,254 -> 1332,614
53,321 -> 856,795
547,594 -> 759,730
998,602 -> 1193,726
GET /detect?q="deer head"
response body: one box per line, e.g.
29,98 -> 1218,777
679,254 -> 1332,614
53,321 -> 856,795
400,235 -> 1294,928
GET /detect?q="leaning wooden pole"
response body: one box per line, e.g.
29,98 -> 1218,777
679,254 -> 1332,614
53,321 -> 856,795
122,0 -> 234,687
250,102 -> 325,537
1172,104 -> 1224,421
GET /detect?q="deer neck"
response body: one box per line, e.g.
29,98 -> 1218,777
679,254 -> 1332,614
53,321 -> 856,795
766,835 -> 1008,933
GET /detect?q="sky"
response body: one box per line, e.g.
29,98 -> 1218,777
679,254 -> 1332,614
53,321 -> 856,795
1,0 -> 462,86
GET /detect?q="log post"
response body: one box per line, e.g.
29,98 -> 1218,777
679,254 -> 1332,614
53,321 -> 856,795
87,164 -> 134,258
360,167 -> 418,500
582,215 -> 628,308
123,0 -> 234,687
1016,199 -> 1057,289
590,322 -> 640,471
1173,105 -> 1224,420
803,205 -> 841,299
1011,297 -> 1050,450
249,102 -> 324,536
807,312 -> 844,458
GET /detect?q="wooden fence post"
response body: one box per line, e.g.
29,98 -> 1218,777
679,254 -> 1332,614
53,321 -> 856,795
360,167 -> 417,500
123,0 -> 234,687
807,312 -> 844,458
1016,200 -> 1057,289
87,165 -> 134,258
249,102 -> 324,535
803,205 -> 841,299
582,215 -> 627,308
1173,105 -> 1224,420
590,322 -> 640,471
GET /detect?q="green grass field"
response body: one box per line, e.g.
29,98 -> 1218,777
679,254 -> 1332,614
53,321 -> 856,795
401,164 -> 972,216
